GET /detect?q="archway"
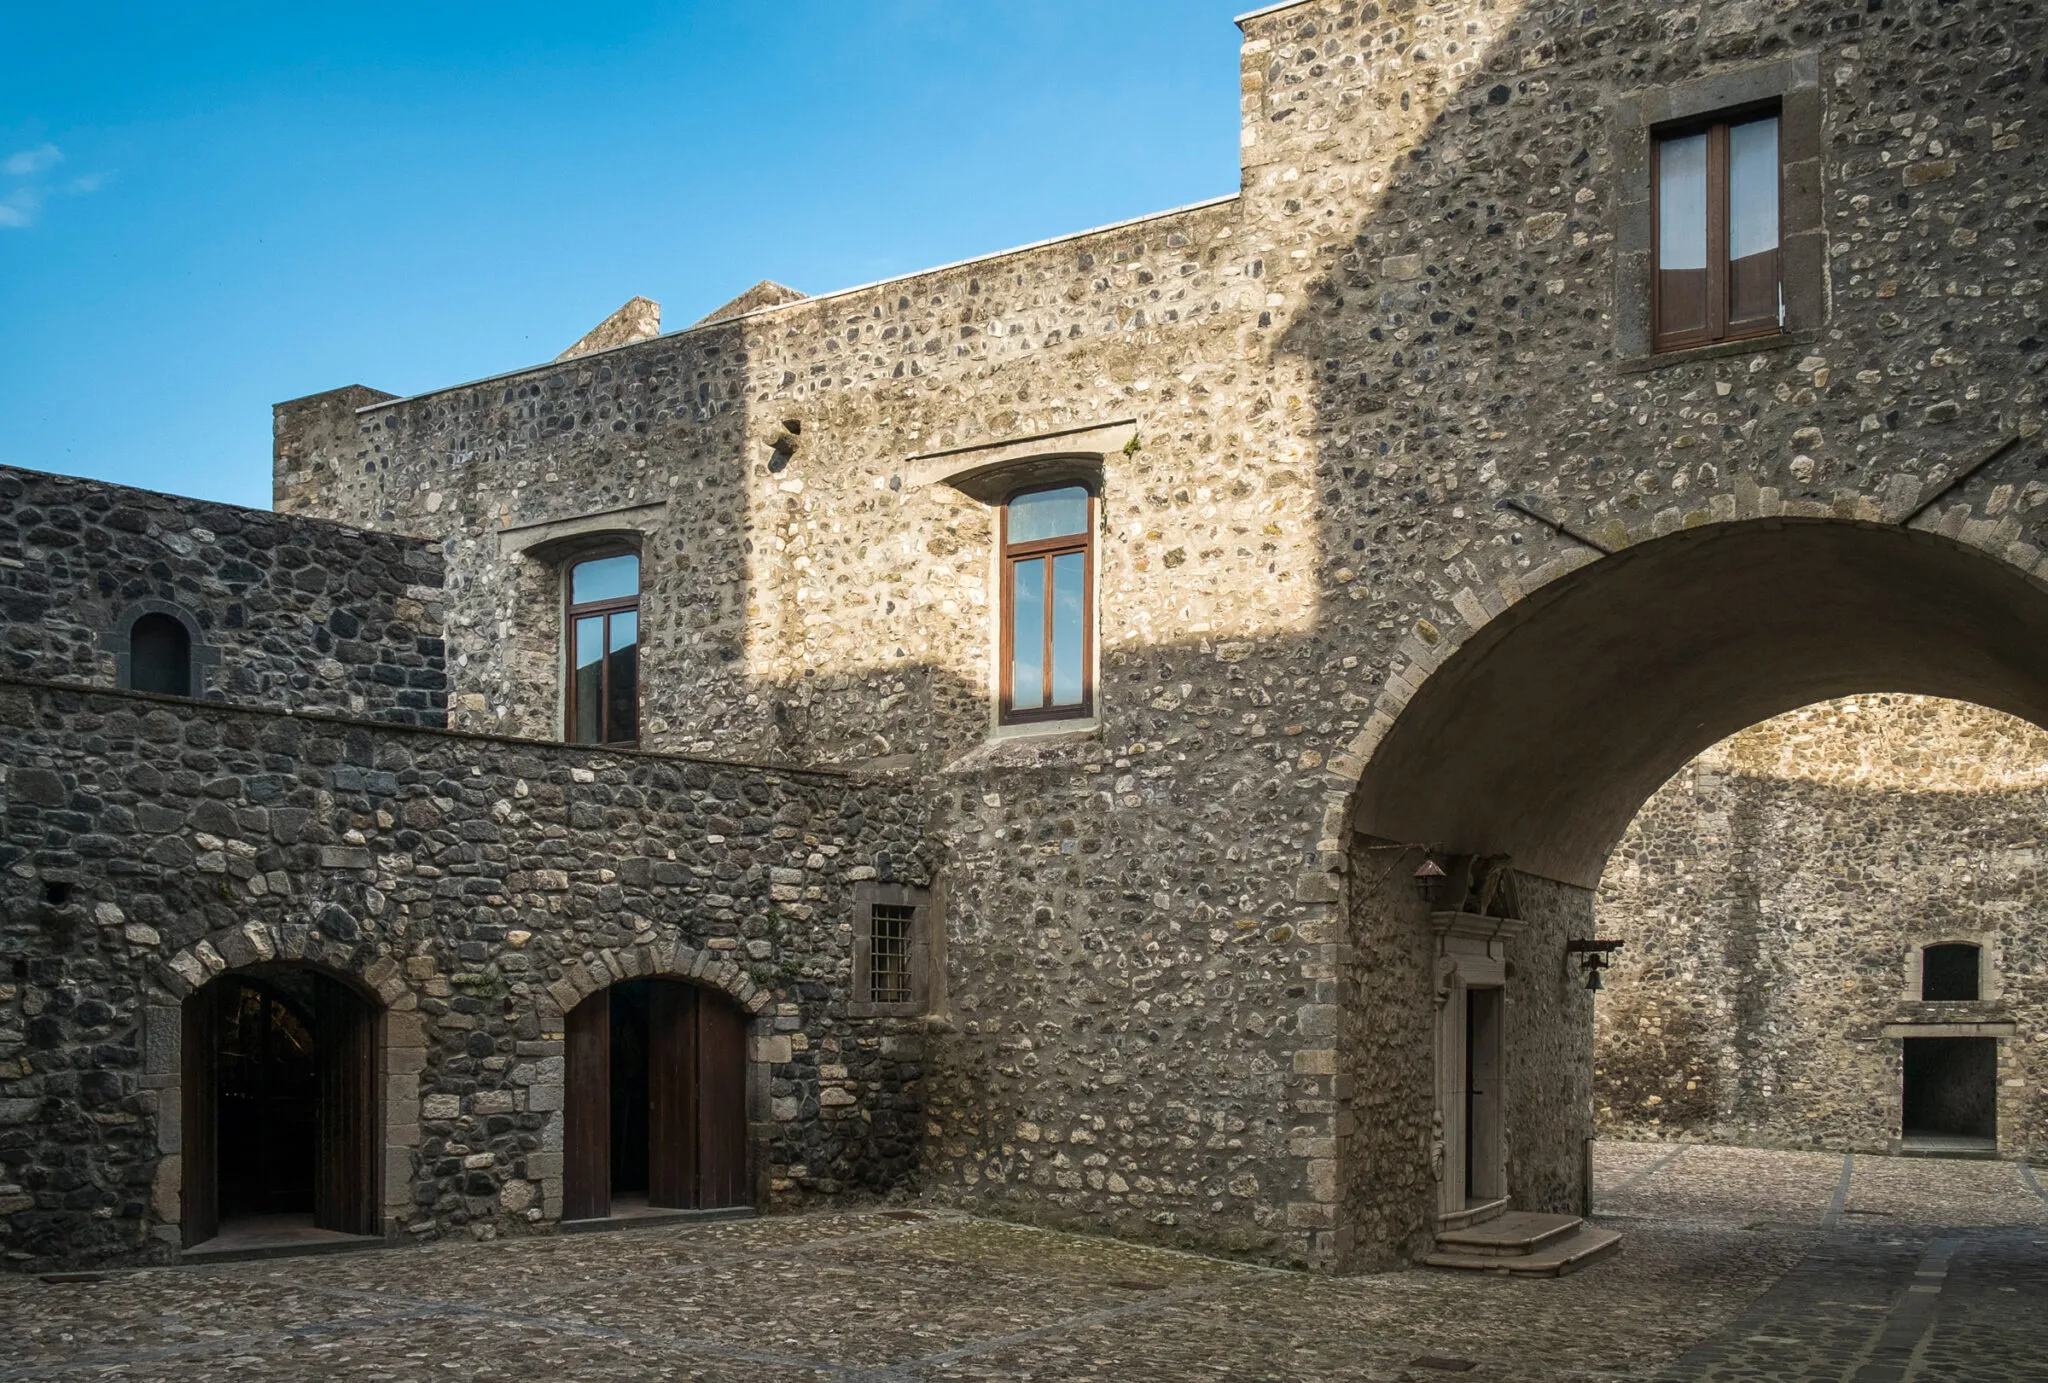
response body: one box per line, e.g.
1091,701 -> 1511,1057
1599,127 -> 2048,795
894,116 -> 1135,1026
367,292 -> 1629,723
181,965 -> 381,1249
1339,519 -> 2048,1265
562,977 -> 749,1221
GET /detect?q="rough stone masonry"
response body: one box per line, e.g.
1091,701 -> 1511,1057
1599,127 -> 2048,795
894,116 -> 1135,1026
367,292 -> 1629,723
8,0 -> 2048,1274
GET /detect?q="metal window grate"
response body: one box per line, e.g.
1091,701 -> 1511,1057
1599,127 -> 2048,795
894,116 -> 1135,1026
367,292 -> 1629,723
869,904 -> 915,1004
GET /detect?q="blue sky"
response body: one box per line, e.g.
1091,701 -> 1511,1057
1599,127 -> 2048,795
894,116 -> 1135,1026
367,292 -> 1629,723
0,2 -> 1250,509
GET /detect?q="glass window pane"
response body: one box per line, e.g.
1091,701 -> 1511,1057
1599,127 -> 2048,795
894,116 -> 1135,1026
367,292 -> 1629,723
1010,557 -> 1045,711
1050,552 -> 1085,707
571,553 -> 639,605
1007,487 -> 1089,544
1656,132 -> 1708,271
1728,117 -> 1780,260
606,611 -> 638,743
572,615 -> 605,743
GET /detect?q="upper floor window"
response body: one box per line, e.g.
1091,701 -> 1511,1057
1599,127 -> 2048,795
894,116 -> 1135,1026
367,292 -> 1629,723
566,552 -> 639,745
1001,485 -> 1093,724
1654,111 -> 1781,352
125,611 -> 193,697
1921,943 -> 1982,1002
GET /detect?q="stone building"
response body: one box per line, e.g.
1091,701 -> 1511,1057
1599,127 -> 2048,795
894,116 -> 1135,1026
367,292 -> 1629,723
8,0 -> 2048,1275
1596,695 -> 2048,1162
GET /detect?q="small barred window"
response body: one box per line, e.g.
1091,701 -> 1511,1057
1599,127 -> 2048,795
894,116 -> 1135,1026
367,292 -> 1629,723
867,904 -> 915,1004
852,884 -> 932,1017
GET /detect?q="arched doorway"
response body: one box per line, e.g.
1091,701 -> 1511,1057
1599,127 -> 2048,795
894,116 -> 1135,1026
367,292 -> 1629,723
182,966 -> 381,1248
562,978 -> 749,1220
1340,518 -> 2048,1263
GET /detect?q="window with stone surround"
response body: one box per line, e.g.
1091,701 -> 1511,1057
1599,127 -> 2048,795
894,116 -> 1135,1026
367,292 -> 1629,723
112,599 -> 214,700
565,551 -> 640,745
1614,54 -> 1822,367
1000,484 -> 1094,725
1921,943 -> 1983,1003
1653,110 -> 1783,352
851,883 -> 932,1018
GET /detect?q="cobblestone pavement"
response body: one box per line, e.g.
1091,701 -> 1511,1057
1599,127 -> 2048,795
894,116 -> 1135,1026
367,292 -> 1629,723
3,1144 -> 2044,1381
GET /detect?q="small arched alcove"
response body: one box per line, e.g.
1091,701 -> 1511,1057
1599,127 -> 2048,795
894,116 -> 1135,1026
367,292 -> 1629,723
181,963 -> 382,1249
111,599 -> 215,699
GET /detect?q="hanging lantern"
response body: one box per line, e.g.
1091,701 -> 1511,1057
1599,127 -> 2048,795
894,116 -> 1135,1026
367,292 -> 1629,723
1412,858 -> 1448,905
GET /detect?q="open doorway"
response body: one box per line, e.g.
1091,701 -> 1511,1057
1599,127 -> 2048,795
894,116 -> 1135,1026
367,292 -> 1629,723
562,978 -> 749,1221
182,967 -> 381,1251
1902,1037 -> 1998,1155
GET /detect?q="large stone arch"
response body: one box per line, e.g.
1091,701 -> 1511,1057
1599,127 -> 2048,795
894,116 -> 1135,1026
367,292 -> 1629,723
1313,503 -> 2048,1268
1323,499 -> 2048,888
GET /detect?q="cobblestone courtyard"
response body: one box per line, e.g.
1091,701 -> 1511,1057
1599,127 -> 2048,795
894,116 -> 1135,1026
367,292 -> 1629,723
4,1144 -> 2045,1382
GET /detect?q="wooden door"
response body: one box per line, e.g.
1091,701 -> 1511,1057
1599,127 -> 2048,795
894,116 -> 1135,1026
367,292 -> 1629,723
647,983 -> 699,1209
562,988 -> 611,1221
314,986 -> 380,1236
180,986 -> 219,1248
694,992 -> 749,1209
1466,987 -> 1505,1203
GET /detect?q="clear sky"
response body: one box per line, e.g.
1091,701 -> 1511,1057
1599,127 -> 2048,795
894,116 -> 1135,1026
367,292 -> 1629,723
1,2 -> 1251,510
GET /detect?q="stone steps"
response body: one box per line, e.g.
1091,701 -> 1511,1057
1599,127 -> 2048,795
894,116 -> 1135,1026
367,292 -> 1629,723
1424,1209 -> 1623,1277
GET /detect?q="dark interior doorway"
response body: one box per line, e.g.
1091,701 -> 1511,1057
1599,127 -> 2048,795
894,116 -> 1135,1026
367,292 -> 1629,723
1902,1036 -> 1997,1141
1464,987 -> 1504,1204
563,978 -> 749,1221
182,967 -> 380,1248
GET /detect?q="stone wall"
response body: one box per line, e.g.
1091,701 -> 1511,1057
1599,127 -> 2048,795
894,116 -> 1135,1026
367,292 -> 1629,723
0,465 -> 448,726
0,677 -> 930,1271
1596,696 -> 2048,1161
264,0 -> 2048,1269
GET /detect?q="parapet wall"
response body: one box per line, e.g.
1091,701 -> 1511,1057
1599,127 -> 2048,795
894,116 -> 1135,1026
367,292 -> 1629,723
0,677 -> 931,1271
0,465 -> 448,726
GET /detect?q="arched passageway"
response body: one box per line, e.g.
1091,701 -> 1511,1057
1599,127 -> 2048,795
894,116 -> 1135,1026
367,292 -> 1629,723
181,965 -> 381,1248
1340,519 -> 2048,1267
1352,520 -> 2048,887
562,978 -> 750,1221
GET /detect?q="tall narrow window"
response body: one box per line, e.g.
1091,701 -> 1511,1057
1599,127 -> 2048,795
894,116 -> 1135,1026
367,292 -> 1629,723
127,612 -> 193,696
566,552 -> 639,745
1001,485 -> 1093,723
1653,112 -> 1781,352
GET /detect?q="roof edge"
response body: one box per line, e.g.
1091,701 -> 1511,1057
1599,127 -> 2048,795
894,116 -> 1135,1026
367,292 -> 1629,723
355,192 -> 1241,415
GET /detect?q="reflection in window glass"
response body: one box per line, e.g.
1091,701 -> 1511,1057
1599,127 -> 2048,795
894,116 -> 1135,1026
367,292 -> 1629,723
1010,559 -> 1045,711
1728,117 -> 1780,261
1050,553 -> 1085,707
607,611 -> 639,744
1007,487 -> 1090,543
572,554 -> 639,605
574,615 -> 606,743
1657,132 -> 1708,271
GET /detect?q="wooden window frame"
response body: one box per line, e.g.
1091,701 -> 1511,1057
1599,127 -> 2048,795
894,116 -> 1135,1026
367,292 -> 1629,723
1651,103 -> 1784,354
850,883 -> 932,1019
998,483 -> 1096,726
564,547 -> 642,747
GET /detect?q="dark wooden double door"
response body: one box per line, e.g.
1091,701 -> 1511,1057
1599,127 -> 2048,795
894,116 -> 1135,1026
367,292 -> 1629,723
181,970 -> 380,1247
563,979 -> 749,1220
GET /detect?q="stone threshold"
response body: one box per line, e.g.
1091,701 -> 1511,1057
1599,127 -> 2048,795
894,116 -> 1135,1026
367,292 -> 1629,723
558,1205 -> 757,1235
181,1231 -> 386,1266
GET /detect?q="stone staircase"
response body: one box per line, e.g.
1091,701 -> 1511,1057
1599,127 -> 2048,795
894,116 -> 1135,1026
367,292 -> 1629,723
1424,1198 -> 1622,1277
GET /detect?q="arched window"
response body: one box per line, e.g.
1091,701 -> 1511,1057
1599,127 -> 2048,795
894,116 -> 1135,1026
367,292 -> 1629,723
566,552 -> 639,745
127,611 -> 193,696
1921,943 -> 1982,1002
1000,484 -> 1093,723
